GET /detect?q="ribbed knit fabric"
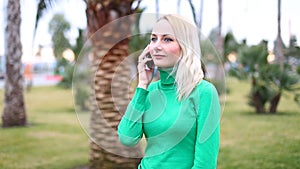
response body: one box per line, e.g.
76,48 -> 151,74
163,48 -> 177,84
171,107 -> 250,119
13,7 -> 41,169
118,68 -> 220,169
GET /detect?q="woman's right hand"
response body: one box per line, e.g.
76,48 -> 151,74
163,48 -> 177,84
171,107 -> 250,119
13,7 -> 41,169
137,45 -> 154,89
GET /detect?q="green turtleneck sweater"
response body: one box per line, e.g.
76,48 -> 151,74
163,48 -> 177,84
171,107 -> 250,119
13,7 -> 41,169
118,68 -> 220,169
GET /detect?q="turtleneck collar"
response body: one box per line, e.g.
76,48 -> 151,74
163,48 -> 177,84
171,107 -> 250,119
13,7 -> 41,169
158,67 -> 176,89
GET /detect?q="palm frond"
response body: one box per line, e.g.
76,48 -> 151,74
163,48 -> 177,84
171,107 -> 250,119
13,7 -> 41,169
33,0 -> 55,39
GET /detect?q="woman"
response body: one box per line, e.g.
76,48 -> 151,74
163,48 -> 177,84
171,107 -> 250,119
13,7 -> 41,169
118,14 -> 221,169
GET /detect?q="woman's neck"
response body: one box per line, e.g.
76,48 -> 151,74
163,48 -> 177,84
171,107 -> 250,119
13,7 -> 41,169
158,67 -> 176,87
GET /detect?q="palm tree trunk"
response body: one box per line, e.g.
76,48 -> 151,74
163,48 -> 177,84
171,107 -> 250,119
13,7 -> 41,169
188,0 -> 197,25
86,1 -> 142,168
251,77 -> 265,113
198,0 -> 204,32
2,0 -> 27,127
269,93 -> 281,113
217,0 -> 223,57
252,91 -> 265,113
276,0 -> 284,69
213,0 -> 225,89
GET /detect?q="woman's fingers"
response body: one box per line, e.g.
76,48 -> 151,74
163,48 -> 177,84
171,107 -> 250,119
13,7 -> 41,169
138,57 -> 153,72
138,45 -> 154,71
138,45 -> 150,61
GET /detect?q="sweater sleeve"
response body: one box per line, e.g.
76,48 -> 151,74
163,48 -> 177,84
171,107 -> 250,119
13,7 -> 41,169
192,83 -> 221,169
118,87 -> 148,147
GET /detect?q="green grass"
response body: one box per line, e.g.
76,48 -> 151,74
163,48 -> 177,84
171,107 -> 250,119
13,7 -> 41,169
0,79 -> 299,169
218,78 -> 300,169
0,86 -> 89,169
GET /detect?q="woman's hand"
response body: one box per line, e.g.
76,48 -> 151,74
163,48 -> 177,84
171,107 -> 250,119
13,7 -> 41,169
137,45 -> 154,89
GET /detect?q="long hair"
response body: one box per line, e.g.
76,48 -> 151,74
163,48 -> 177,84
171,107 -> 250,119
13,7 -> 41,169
157,14 -> 204,100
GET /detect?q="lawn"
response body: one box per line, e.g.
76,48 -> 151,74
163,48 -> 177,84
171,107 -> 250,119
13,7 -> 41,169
0,78 -> 299,169
0,86 -> 89,169
218,78 -> 300,169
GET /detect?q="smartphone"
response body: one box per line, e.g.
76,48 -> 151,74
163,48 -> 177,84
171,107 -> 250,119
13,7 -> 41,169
145,53 -> 155,70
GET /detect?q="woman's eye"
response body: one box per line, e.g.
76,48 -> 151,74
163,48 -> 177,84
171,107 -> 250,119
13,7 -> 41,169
164,38 -> 173,42
151,37 -> 157,42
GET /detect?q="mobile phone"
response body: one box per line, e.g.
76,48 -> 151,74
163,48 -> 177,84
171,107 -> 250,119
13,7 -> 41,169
145,53 -> 155,70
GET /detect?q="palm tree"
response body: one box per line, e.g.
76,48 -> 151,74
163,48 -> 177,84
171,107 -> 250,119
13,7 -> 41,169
214,0 -> 225,90
2,0 -> 60,127
187,0 -> 198,25
2,0 -> 59,127
269,0 -> 284,113
198,0 -> 204,32
33,0 -> 56,39
2,0 -> 26,127
84,0 -> 143,168
217,0 -> 223,59
275,0 -> 284,68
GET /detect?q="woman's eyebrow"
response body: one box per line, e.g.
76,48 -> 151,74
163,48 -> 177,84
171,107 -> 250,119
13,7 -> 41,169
151,33 -> 174,37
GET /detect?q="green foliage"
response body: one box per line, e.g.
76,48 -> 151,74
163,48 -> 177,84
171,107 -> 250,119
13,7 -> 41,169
261,64 -> 299,91
229,40 -> 300,113
48,13 -> 73,89
74,84 -> 90,111
201,38 -> 221,64
239,40 -> 269,74
129,33 -> 150,63
49,14 -> 71,59
72,56 -> 92,111
129,12 -> 150,63
284,35 -> 300,58
48,13 -> 86,89
34,0 -> 57,39
223,31 -> 240,60
72,29 -> 85,61
57,62 -> 74,88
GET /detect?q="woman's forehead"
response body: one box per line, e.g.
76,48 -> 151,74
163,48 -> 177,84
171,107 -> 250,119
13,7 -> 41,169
152,19 -> 175,36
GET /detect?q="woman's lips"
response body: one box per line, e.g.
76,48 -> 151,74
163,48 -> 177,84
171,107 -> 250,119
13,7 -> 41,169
153,54 -> 165,59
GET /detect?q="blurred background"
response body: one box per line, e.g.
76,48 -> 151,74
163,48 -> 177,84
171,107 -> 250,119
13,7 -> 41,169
0,0 -> 299,169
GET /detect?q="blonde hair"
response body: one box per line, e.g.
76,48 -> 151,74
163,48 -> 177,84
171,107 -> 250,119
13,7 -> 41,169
157,14 -> 204,100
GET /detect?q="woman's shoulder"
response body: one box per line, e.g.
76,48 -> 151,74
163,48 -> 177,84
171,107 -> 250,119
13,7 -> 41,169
195,79 -> 219,95
196,79 -> 215,89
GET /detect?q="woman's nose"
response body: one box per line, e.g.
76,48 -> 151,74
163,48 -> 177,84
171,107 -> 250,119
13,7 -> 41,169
152,40 -> 162,50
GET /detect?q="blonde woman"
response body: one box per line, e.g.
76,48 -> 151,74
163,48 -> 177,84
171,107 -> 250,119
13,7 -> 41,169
118,14 -> 220,169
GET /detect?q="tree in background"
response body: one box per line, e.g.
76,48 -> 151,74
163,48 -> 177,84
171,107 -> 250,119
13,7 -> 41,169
215,0 -> 225,82
275,0 -> 284,68
223,31 -> 240,60
84,0 -> 142,168
285,36 -> 300,106
33,0 -> 56,38
229,40 -> 300,113
48,14 -> 86,89
226,0 -> 299,113
2,0 -> 27,127
187,0 -> 226,94
48,14 -> 71,75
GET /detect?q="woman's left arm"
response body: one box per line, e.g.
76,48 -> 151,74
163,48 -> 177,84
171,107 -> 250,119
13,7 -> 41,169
192,83 -> 221,169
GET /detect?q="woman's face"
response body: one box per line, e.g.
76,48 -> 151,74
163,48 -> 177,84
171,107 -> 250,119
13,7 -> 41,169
149,19 -> 181,69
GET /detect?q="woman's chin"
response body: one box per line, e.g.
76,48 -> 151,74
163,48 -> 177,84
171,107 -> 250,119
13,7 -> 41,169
154,62 -> 171,69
